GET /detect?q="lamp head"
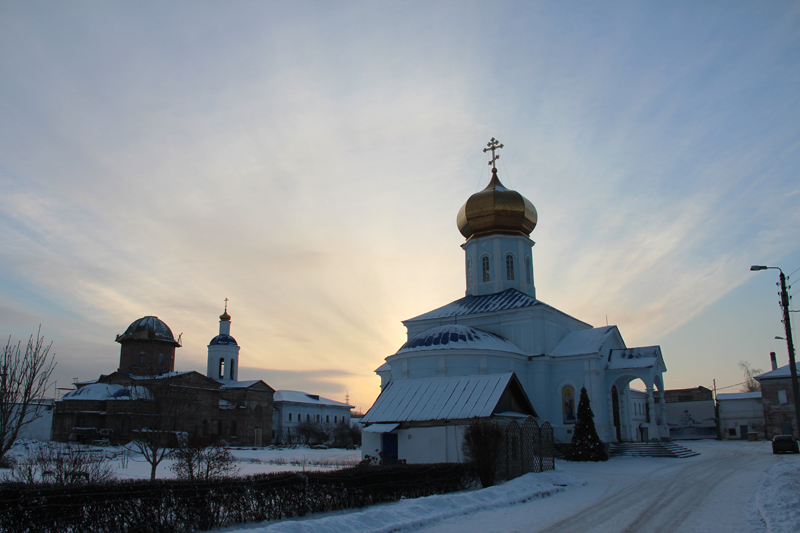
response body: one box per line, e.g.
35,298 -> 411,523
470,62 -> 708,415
751,265 -> 768,271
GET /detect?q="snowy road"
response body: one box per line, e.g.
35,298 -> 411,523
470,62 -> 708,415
416,441 -> 791,533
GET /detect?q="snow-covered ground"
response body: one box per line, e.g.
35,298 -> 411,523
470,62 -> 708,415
4,440 -> 799,532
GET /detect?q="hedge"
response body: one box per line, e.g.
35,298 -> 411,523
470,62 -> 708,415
0,463 -> 470,532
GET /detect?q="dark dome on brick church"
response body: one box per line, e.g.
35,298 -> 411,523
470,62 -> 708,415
116,316 -> 181,347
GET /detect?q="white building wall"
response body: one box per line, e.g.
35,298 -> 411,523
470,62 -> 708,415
718,397 -> 765,440
363,426 -> 466,464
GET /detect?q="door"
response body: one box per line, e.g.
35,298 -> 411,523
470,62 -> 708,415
782,421 -> 794,436
382,433 -> 398,464
612,386 -> 622,442
739,425 -> 748,440
254,428 -> 262,447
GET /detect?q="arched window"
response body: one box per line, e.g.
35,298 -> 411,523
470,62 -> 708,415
506,255 -> 515,280
218,359 -> 225,379
525,256 -> 532,284
230,358 -> 235,380
482,256 -> 490,282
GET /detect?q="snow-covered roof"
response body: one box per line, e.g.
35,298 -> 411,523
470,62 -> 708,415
376,362 -> 391,372
550,326 -> 617,357
406,289 -> 540,321
717,392 -> 762,400
395,324 -> 525,356
274,390 -> 352,408
219,380 -> 263,389
361,372 -> 530,424
755,363 -> 800,381
61,383 -> 152,401
607,346 -> 662,370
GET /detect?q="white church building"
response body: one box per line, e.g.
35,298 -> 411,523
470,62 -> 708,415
362,139 -> 669,463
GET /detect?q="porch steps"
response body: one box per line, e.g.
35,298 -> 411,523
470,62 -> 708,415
608,442 -> 700,458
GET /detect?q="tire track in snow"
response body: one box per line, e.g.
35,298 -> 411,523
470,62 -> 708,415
534,446 -> 773,532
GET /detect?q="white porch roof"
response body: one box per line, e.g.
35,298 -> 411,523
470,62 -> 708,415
362,372 -> 523,424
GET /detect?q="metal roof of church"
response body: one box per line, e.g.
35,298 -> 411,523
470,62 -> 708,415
361,373 -> 520,424
396,324 -> 525,355
607,346 -> 662,370
209,334 -> 238,346
550,326 -> 618,357
405,289 -> 539,321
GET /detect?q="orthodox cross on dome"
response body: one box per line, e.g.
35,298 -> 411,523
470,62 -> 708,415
483,137 -> 504,170
223,298 -> 228,313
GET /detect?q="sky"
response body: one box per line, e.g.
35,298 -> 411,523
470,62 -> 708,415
1,1 -> 799,412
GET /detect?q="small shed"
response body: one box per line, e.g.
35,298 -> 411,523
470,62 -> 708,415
360,372 -> 536,464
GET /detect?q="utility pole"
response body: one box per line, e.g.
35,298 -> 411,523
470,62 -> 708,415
778,270 -> 800,437
752,265 -> 800,437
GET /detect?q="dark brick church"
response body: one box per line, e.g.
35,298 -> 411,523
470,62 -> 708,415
52,312 -> 274,446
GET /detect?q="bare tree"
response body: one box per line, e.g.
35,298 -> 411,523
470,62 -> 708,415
0,327 -> 56,462
170,433 -> 239,481
126,377 -> 186,480
739,361 -> 763,393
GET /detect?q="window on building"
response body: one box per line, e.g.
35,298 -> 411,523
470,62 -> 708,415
779,390 -> 788,404
506,255 -> 514,280
326,415 -> 330,423
482,256 -> 490,282
307,414 -> 310,422
334,415 -> 338,423
218,359 -> 225,379
139,353 -> 145,365
158,353 -> 164,365
288,413 -> 292,422
525,257 -> 532,284
316,414 -> 320,422
230,358 -> 235,380
728,428 -> 736,437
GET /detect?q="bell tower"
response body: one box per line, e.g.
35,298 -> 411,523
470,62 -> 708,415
207,299 -> 240,381
457,138 -> 538,298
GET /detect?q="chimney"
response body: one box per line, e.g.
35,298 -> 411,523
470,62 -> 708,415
770,351 -> 778,371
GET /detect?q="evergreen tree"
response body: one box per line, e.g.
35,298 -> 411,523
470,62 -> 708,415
564,386 -> 608,461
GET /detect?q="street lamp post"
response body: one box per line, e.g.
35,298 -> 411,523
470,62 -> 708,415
751,265 -> 800,437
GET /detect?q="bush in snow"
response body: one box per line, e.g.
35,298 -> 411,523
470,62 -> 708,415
462,417 -> 505,487
170,434 -> 239,481
4,442 -> 114,484
564,387 -> 608,462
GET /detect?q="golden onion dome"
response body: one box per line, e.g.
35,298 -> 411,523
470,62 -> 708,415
457,167 -> 538,240
220,311 -> 231,322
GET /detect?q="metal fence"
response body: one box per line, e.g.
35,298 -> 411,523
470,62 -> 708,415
497,417 -> 554,481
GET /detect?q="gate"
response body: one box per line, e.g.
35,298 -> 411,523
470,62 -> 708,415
498,416 -> 555,481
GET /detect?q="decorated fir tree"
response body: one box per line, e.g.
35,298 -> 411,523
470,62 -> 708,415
564,386 -> 608,461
